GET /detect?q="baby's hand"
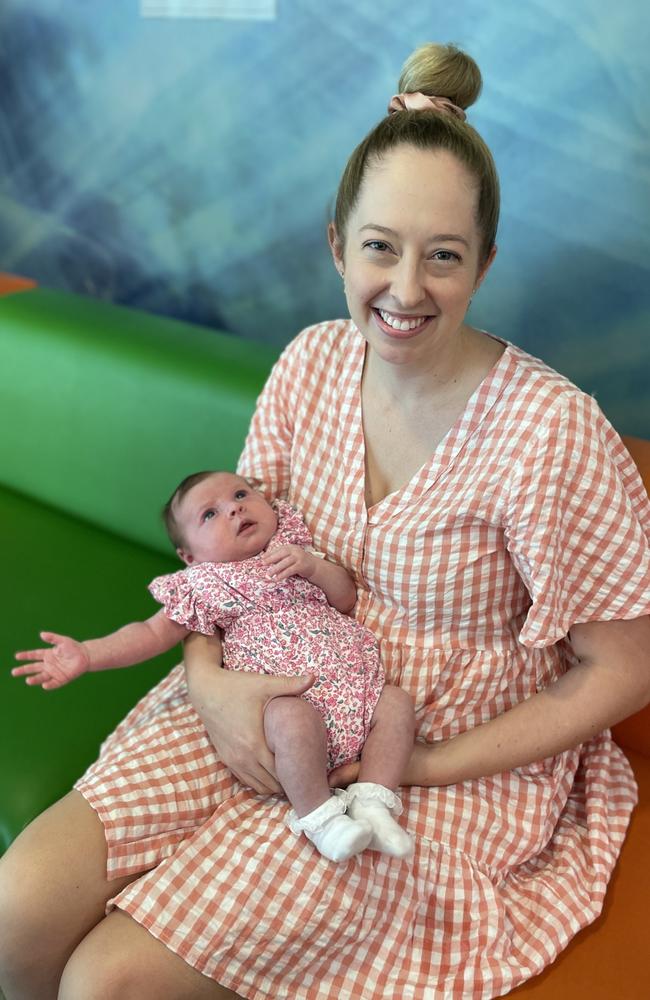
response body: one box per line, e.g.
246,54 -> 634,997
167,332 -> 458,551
262,544 -> 317,582
12,631 -> 91,690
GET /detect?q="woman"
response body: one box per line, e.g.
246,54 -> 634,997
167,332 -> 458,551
1,42 -> 649,1000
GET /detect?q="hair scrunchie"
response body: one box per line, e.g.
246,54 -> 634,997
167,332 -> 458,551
387,91 -> 467,122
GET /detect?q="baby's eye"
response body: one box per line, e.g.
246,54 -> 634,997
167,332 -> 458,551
234,490 -> 248,500
202,509 -> 216,522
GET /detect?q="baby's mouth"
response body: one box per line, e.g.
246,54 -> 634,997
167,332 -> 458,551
237,520 -> 255,535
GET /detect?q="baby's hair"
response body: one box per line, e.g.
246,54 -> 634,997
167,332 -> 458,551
162,470 -> 216,549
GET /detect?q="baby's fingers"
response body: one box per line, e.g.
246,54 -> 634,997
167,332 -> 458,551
39,630 -> 69,644
12,661 -> 45,676
14,648 -> 48,661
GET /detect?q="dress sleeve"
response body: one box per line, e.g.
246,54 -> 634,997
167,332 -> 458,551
148,570 -> 220,635
503,390 -> 650,648
271,500 -> 314,548
237,333 -> 306,501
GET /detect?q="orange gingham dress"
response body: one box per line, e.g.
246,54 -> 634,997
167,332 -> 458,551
75,320 -> 650,999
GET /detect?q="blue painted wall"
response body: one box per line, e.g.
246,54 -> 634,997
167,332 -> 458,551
1,0 -> 649,434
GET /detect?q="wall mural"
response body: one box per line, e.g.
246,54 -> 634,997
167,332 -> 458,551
1,0 -> 648,434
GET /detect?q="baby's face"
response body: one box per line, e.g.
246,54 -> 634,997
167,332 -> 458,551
174,472 -> 277,565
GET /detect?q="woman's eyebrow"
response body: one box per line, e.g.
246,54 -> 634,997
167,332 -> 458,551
358,223 -> 469,248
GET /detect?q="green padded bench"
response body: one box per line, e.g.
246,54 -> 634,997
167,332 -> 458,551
0,283 -> 278,850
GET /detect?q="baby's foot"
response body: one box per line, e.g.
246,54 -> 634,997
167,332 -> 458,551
288,795 -> 372,862
345,782 -> 414,858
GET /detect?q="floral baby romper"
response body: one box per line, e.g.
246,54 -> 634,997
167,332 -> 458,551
148,500 -> 384,771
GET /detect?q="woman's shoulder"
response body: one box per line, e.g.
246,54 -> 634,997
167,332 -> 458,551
488,338 -> 637,478
275,318 -> 362,376
498,338 -> 605,424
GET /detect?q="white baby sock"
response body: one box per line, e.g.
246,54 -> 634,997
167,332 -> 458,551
287,794 -> 373,862
345,782 -> 414,859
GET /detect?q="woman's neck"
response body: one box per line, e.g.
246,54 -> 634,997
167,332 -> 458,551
363,324 -> 493,406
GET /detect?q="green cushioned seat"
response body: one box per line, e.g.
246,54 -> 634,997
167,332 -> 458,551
0,288 -> 278,554
0,286 -> 280,850
0,486 -> 181,850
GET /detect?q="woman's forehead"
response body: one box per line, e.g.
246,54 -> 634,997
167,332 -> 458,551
351,146 -> 478,233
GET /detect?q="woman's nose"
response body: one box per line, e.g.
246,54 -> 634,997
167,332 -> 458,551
390,257 -> 426,309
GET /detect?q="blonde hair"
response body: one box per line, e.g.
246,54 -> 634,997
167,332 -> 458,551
333,43 -> 499,264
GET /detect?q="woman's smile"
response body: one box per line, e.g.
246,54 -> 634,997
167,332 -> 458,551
372,307 -> 434,337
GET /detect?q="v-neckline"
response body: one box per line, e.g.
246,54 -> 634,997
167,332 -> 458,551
346,330 -> 517,523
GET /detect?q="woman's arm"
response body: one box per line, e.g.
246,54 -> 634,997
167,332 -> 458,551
330,615 -> 650,789
415,615 -> 650,786
183,631 -> 316,794
13,611 -> 187,690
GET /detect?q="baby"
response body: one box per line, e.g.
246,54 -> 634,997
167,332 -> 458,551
14,471 -> 415,863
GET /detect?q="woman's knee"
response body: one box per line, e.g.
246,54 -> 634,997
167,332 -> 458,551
0,825 -> 54,959
58,937 -> 127,1000
59,911 -> 237,1000
0,791 -> 136,993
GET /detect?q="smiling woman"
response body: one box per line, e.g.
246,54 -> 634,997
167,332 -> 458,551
1,41 -> 649,1000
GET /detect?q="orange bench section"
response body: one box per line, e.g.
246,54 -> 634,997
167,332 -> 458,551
0,273 -> 37,297
509,434 -> 650,997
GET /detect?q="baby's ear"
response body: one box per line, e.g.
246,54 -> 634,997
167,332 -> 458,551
177,547 -> 194,566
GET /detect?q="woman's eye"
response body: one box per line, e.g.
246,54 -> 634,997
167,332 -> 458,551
363,240 -> 391,253
431,250 -> 460,263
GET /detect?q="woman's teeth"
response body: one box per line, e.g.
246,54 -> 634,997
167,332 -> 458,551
378,309 -> 429,331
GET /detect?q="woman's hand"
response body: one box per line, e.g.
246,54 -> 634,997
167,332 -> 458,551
329,740 -> 440,789
183,632 -> 315,795
13,631 -> 90,690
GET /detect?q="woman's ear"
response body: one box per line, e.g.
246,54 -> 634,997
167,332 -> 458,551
177,547 -> 194,566
475,243 -> 498,292
328,222 -> 345,276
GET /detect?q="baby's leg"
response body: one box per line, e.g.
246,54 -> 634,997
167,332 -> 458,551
347,686 -> 416,858
263,696 -> 371,861
359,684 -> 416,789
263,695 -> 331,816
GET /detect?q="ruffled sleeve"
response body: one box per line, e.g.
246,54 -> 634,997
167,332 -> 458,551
270,500 -> 314,548
504,390 -> 650,648
148,568 -> 222,635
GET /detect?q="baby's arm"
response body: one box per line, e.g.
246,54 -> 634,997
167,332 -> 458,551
261,546 -> 357,613
13,611 -> 188,690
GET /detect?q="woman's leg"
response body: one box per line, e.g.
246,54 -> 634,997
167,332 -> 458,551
58,909 -> 242,1000
358,684 -> 415,789
0,790 -> 147,1000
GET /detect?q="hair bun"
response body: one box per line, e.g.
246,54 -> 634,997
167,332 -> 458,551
397,42 -> 482,111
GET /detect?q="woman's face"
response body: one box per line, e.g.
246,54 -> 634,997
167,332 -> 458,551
331,145 -> 495,368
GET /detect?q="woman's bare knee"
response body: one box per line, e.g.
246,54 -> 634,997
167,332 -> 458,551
59,910 -> 241,1000
0,791 -> 143,999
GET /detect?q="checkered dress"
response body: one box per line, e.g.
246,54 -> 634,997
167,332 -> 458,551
75,321 -> 650,999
